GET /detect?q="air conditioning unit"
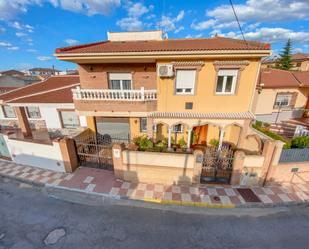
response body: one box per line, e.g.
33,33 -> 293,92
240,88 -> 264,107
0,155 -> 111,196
157,64 -> 174,77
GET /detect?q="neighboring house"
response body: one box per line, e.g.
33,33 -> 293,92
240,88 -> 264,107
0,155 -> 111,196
28,67 -> 61,77
0,70 -> 25,77
55,31 -> 270,152
262,53 -> 309,71
0,75 -> 86,132
0,75 -> 41,94
253,68 -> 309,137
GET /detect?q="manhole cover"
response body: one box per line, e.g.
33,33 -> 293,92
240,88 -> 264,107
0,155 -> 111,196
237,188 -> 261,203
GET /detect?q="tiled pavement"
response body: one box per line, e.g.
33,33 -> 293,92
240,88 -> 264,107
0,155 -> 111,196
1,160 -> 309,207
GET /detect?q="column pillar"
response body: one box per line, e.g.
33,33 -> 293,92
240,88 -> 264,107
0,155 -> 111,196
167,127 -> 172,151
187,128 -> 192,152
146,117 -> 154,139
237,119 -> 251,149
14,106 -> 32,137
86,116 -> 96,132
218,127 -> 225,151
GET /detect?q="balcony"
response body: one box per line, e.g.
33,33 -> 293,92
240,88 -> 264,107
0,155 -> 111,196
72,87 -> 157,101
72,87 -> 157,114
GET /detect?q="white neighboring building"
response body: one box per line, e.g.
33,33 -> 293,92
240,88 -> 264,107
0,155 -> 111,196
0,75 -> 87,131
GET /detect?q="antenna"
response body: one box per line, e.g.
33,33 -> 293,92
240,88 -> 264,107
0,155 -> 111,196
229,0 -> 248,47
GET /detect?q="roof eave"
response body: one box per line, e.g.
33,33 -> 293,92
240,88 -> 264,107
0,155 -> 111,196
54,49 -> 271,62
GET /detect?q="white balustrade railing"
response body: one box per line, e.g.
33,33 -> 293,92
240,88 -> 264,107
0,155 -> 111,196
72,87 -> 157,101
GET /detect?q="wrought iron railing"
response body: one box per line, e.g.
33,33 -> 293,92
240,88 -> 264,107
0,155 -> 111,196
72,87 -> 157,101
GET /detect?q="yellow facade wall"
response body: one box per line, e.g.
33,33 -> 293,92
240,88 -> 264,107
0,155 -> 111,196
157,59 -> 260,113
129,117 -> 146,138
254,87 -> 309,115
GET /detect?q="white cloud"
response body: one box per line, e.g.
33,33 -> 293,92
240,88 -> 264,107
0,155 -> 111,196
127,2 -> 151,17
117,17 -> 143,31
16,32 -> 27,37
191,19 -> 216,31
0,42 -> 12,47
7,46 -> 19,51
10,21 -> 34,33
65,39 -> 79,45
224,27 -> 309,43
175,10 -> 185,22
174,26 -> 184,34
207,0 -> 309,23
0,0 -> 121,20
157,10 -> 186,32
56,0 -> 121,16
37,56 -> 53,61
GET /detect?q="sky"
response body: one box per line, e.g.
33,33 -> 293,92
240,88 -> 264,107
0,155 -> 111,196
0,0 -> 308,71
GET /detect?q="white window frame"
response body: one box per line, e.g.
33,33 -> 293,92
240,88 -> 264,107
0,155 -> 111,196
2,105 -> 16,119
172,124 -> 183,133
140,117 -> 147,132
26,106 -> 41,119
59,110 -> 80,128
274,94 -> 292,108
215,69 -> 238,95
175,70 -> 196,95
108,73 -> 132,90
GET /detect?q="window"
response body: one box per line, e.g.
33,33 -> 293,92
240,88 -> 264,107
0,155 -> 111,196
140,118 -> 147,132
2,105 -> 16,118
59,111 -> 80,128
172,124 -> 183,133
175,70 -> 196,94
26,106 -> 41,119
109,73 -> 132,90
274,94 -> 292,108
216,69 -> 238,94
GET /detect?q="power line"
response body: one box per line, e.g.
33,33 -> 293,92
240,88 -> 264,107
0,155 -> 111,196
229,0 -> 248,47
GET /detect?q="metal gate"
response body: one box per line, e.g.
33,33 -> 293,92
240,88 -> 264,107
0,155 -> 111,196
201,147 -> 234,184
74,132 -> 114,170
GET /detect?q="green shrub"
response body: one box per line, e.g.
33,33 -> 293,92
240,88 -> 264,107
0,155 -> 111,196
254,120 -> 263,128
134,135 -> 154,151
154,141 -> 167,151
178,137 -> 187,149
209,139 -> 219,147
252,125 -> 291,148
291,136 -> 309,148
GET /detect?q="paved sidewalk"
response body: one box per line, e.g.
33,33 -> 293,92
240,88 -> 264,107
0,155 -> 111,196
1,160 -> 309,207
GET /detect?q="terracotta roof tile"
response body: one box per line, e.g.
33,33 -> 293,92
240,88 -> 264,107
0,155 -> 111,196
291,53 -> 309,61
259,68 -> 309,88
0,75 -> 79,103
292,71 -> 309,86
55,36 -> 270,54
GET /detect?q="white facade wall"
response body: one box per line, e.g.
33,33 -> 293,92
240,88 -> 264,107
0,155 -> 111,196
1,104 -> 86,129
3,135 -> 65,172
39,106 -> 62,129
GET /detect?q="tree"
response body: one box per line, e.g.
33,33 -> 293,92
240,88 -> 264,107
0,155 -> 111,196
276,39 -> 293,70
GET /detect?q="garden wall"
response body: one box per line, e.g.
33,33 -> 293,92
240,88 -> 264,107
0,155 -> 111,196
267,162 -> 309,184
112,144 -> 199,185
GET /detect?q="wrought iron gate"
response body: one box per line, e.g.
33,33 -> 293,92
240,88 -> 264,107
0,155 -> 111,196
201,147 -> 234,184
74,132 -> 115,170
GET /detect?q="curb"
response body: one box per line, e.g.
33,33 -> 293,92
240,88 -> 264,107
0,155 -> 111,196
142,198 -> 236,208
1,173 -> 309,209
0,173 -> 45,187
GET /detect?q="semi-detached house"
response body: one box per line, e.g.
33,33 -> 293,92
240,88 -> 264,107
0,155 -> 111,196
55,31 -> 270,153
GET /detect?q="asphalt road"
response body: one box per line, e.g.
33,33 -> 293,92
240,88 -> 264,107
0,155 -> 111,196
1,177 -> 309,249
